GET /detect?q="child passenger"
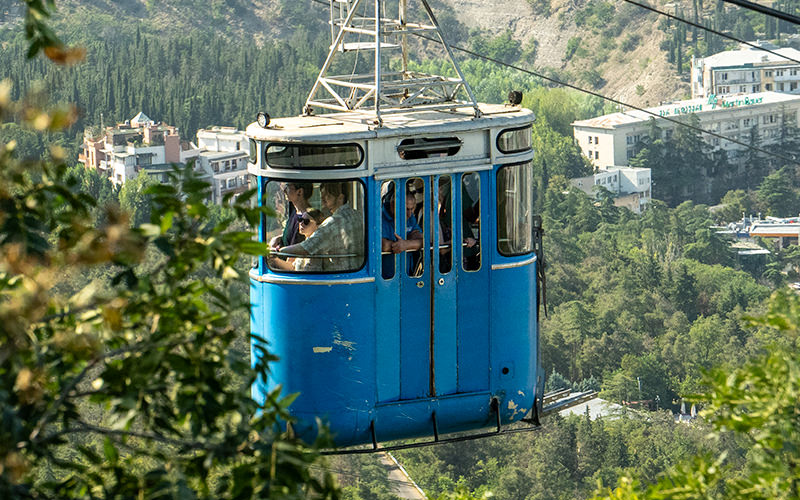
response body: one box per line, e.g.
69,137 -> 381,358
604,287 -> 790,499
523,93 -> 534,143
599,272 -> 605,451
269,208 -> 327,272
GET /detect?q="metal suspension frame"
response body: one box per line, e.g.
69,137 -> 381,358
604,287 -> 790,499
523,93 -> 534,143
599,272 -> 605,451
304,0 -> 481,125
319,390 -> 597,455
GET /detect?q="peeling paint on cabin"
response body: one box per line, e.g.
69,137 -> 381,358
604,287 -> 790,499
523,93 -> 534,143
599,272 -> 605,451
333,330 -> 356,361
313,347 -> 333,353
507,399 -> 526,419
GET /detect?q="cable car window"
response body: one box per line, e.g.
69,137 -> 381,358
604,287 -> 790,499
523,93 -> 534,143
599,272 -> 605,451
406,178 -> 425,277
497,162 -> 533,256
380,181 -> 396,280
497,126 -> 533,154
397,137 -> 461,160
265,180 -> 366,273
249,139 -> 258,164
265,143 -> 364,169
462,172 -> 481,271
438,176 -> 452,274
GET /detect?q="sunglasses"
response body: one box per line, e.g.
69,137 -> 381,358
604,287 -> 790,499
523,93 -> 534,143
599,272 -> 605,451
299,216 -> 313,226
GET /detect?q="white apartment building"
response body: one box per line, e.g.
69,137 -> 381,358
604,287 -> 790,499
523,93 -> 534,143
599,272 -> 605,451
692,45 -> 800,99
193,127 -> 250,204
572,91 -> 800,167
571,166 -> 652,213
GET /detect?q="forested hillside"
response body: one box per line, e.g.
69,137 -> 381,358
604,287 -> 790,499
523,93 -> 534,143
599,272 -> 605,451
4,1 -> 800,498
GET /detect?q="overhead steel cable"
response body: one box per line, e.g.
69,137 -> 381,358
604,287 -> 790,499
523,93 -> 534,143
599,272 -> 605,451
720,0 -> 800,26
409,32 -> 800,166
306,0 -> 800,165
621,0 -> 800,66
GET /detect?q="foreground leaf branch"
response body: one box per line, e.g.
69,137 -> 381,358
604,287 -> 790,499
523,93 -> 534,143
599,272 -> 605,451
0,82 -> 339,499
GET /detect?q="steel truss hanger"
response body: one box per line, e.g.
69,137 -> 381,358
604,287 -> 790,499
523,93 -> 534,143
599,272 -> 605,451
304,0 -> 481,125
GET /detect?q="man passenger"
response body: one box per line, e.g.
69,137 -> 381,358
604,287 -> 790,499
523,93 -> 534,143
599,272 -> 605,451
381,186 -> 423,278
278,182 -> 364,272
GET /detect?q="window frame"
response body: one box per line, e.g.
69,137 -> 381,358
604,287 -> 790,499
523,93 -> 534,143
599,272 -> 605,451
496,125 -> 533,154
263,177 -> 368,274
264,142 -> 365,170
495,161 -> 534,258
461,172 -> 482,273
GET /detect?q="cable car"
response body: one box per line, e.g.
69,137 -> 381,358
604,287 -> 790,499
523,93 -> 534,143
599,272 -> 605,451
248,0 -> 543,447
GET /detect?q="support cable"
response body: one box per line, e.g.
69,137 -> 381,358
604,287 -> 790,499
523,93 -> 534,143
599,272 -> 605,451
411,32 -> 800,167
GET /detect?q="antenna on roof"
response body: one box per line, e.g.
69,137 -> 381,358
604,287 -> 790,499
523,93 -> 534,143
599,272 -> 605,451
304,0 -> 480,125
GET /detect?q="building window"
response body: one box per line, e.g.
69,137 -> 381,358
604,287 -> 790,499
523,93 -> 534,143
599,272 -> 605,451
753,85 -> 761,92
765,70 -> 773,77
595,151 -> 599,160
792,82 -> 798,91
595,136 -> 599,144
792,69 -> 798,76
212,162 -> 219,173
780,83 -> 785,91
766,83 -> 773,91
588,136 -> 593,144
743,118 -> 751,127
721,72 -> 728,80
740,85 -> 747,93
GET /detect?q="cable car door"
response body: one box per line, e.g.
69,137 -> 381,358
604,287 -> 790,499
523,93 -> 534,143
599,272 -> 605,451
376,173 -> 488,402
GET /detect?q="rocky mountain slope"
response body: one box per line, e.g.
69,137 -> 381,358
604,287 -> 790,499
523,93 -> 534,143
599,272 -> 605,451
445,0 -> 688,105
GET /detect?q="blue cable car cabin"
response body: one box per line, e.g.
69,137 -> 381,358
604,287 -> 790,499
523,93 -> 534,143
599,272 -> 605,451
248,103 -> 543,447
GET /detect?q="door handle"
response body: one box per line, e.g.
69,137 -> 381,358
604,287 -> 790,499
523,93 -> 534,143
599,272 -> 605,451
438,278 -> 445,285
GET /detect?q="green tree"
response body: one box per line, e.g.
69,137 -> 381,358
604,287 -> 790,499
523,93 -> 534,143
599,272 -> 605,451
591,291 -> 800,500
0,71 -> 338,500
118,171 -> 156,227
758,166 -> 800,216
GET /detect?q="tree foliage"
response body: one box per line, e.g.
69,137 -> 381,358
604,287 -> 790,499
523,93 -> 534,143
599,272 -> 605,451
0,81 -> 339,498
592,291 -> 800,500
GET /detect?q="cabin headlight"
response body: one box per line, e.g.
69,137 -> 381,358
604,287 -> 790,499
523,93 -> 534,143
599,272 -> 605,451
256,111 -> 270,128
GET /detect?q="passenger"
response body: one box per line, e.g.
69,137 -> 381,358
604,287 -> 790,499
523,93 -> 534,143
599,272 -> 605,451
278,182 -> 364,272
438,177 -> 453,273
270,182 -> 314,253
381,187 -> 423,278
462,183 -> 479,270
269,208 -> 327,272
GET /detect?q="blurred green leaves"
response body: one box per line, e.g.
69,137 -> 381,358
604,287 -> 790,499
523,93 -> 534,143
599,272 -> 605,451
0,82 -> 338,498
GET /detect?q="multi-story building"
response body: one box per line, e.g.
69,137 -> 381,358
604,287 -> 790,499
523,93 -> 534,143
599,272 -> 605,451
570,166 -> 652,213
572,91 -> 800,167
193,126 -> 250,204
79,112 -> 198,187
692,45 -> 800,99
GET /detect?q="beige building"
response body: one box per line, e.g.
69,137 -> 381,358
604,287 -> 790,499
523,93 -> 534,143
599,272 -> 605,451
572,91 -> 800,168
692,45 -> 800,99
79,112 -> 196,187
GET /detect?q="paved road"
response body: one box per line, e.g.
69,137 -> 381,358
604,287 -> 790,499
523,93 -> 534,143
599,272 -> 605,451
378,452 -> 427,500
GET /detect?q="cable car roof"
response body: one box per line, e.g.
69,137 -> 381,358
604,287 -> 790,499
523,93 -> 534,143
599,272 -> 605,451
246,103 -> 534,143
